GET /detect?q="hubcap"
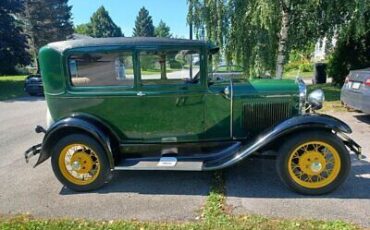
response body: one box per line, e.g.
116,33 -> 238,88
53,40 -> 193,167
58,144 -> 100,186
311,162 -> 322,173
288,141 -> 341,189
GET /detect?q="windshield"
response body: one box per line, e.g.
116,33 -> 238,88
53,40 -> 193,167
208,54 -> 245,82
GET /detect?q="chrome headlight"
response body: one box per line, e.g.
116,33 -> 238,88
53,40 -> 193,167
308,89 -> 325,110
296,77 -> 307,114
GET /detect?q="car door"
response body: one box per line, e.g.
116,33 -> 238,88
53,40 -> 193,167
65,50 -> 143,141
136,48 -> 206,143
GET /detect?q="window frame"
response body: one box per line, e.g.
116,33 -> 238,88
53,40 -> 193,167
64,47 -> 138,94
136,47 -> 206,90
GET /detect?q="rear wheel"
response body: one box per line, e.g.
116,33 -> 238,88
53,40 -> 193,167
51,134 -> 112,192
276,131 -> 351,195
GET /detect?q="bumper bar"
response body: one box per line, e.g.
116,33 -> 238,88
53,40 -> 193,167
25,143 -> 42,164
337,132 -> 365,160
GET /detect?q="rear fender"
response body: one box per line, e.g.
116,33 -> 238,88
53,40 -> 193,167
35,116 -> 117,168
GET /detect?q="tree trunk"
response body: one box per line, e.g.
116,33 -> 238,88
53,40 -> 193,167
275,9 -> 290,79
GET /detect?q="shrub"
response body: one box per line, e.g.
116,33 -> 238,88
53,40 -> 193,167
328,30 -> 370,85
169,60 -> 182,69
285,61 -> 313,73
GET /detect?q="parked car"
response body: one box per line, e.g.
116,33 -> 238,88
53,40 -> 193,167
24,74 -> 43,96
341,68 -> 370,114
25,37 -> 362,195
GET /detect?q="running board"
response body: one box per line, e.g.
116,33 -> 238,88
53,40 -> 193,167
114,142 -> 241,171
114,157 -> 203,171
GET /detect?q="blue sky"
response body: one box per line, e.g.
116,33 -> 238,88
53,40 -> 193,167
69,0 -> 190,38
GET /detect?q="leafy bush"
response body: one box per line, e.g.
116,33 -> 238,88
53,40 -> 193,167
285,61 -> 313,73
169,60 -> 182,69
328,30 -> 370,85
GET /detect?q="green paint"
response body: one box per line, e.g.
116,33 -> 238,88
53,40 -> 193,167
39,39 -> 300,144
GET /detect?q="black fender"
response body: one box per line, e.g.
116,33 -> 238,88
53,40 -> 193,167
35,115 -> 118,168
204,113 -> 354,170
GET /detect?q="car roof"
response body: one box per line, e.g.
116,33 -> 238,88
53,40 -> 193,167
45,37 -> 218,53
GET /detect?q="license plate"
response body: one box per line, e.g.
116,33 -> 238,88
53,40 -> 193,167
352,82 -> 361,89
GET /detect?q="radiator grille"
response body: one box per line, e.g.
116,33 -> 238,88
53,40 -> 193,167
244,101 -> 293,134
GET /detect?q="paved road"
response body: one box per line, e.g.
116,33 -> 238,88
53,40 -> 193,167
0,97 -> 210,221
226,111 -> 370,227
0,98 -> 369,226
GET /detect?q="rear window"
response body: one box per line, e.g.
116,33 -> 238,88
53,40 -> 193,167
69,52 -> 134,87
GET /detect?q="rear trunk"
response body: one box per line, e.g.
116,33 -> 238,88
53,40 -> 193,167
348,68 -> 370,83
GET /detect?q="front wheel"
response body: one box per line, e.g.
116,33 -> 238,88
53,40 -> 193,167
276,131 -> 351,195
51,134 -> 112,192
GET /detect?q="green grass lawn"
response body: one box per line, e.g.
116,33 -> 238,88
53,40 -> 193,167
0,75 -> 26,101
284,70 -> 314,80
0,214 -> 359,230
308,83 -> 346,112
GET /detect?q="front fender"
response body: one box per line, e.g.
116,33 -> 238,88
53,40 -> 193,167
204,113 -> 353,170
34,116 -> 115,168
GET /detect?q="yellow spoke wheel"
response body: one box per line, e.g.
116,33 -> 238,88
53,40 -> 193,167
277,131 -> 351,195
288,141 -> 341,189
58,144 -> 101,186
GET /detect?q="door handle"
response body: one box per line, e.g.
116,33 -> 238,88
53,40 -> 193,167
137,91 -> 146,96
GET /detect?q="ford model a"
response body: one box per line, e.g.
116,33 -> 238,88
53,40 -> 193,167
25,38 -> 362,194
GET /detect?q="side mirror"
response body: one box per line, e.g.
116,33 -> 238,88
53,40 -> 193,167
308,89 -> 325,110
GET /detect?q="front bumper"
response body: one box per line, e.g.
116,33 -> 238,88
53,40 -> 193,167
337,132 -> 365,160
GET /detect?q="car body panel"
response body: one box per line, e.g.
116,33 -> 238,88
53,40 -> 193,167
24,74 -> 43,95
38,38 -> 301,144
26,38 -> 364,174
341,68 -> 370,114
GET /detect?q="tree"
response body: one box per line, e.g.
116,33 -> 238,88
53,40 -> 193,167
133,7 -> 155,37
89,6 -> 123,38
74,23 -> 92,36
328,3 -> 370,85
155,20 -> 172,38
0,0 -> 31,74
187,0 -> 369,79
23,0 -> 74,67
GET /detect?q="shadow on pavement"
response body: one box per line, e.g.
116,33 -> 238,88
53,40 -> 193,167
2,96 -> 45,103
59,155 -> 369,199
225,155 -> 369,199
354,114 -> 370,124
60,170 -> 212,196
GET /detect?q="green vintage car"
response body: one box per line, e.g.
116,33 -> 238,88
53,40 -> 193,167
25,37 -> 362,194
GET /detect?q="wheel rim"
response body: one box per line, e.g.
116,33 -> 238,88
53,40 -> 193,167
58,144 -> 101,185
288,141 -> 341,189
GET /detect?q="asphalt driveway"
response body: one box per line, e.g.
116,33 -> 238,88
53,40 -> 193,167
226,111 -> 370,227
0,97 -> 211,221
0,97 -> 369,226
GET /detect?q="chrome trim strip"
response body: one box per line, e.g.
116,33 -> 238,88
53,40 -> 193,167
264,94 -> 293,98
230,79 -> 233,138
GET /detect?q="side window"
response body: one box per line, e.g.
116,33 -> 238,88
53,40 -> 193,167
139,50 -> 200,85
69,52 -> 134,87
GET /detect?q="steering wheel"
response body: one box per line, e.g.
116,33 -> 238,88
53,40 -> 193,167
186,72 -> 200,84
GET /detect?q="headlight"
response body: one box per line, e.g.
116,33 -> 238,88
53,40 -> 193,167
296,77 -> 307,114
308,89 -> 325,110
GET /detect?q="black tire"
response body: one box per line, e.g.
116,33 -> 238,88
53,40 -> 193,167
276,131 -> 351,195
51,134 -> 112,192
